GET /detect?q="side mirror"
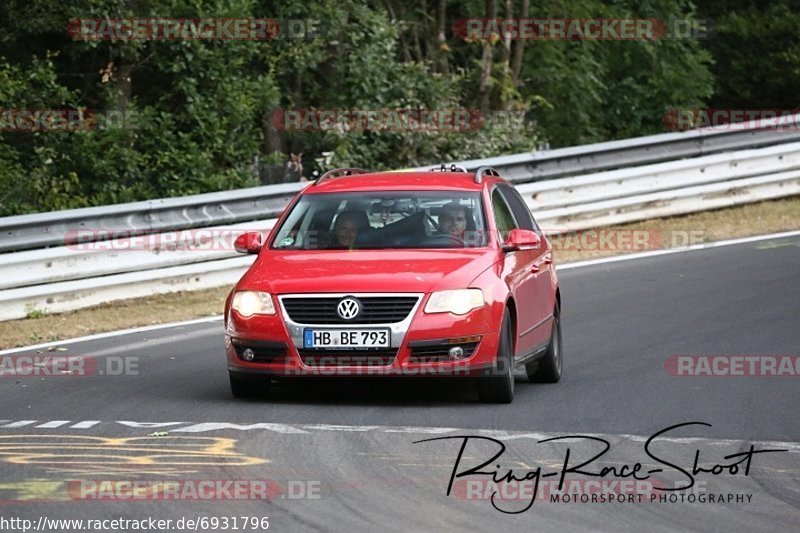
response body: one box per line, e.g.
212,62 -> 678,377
502,228 -> 541,252
234,232 -> 263,254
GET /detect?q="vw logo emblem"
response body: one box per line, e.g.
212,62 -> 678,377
337,297 -> 360,320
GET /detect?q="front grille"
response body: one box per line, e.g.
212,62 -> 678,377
282,296 -> 418,324
408,342 -> 480,363
298,348 -> 397,366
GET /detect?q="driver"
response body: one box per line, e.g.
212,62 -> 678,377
438,202 -> 468,240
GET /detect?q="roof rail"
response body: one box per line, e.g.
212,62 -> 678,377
314,167 -> 371,186
430,163 -> 468,173
474,166 -> 500,184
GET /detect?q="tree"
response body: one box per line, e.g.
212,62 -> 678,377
0,0 -> 728,215
695,0 -> 800,109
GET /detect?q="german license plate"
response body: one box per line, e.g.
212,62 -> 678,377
303,329 -> 390,349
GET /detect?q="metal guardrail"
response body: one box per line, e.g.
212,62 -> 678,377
438,121 -> 800,182
2,117 -> 800,322
2,171 -> 797,322
0,219 -> 276,291
517,142 -> 800,212
3,113 -> 799,253
5,142 -> 799,293
0,255 -> 256,321
1,142 -> 799,321
535,170 -> 800,231
0,182 -> 304,254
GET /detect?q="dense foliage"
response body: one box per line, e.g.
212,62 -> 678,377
0,0 -> 793,215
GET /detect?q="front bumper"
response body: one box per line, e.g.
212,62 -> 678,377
225,293 -> 501,377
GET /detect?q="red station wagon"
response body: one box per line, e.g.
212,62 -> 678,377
225,165 -> 562,403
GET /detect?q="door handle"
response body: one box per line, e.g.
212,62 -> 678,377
544,254 -> 553,264
531,263 -> 540,272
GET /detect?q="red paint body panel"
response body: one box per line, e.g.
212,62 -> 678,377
240,249 -> 497,294
224,170 -> 559,378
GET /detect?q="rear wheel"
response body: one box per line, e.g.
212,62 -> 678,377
229,372 -> 270,398
478,312 -> 515,403
527,303 -> 562,383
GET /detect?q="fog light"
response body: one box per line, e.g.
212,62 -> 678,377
448,346 -> 465,360
242,348 -> 255,361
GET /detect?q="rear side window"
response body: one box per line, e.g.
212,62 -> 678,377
491,189 -> 518,238
498,184 -> 539,234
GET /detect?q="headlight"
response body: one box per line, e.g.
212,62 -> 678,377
424,289 -> 485,315
232,291 -> 275,317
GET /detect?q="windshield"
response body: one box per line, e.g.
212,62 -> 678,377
271,191 -> 487,250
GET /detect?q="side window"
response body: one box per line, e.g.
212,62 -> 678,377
499,184 -> 539,233
491,189 -> 518,240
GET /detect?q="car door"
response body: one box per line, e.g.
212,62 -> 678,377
496,185 -> 553,354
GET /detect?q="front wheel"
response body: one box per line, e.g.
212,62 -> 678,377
477,312 -> 515,403
527,303 -> 562,383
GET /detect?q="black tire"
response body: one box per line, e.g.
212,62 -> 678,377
478,312 -> 515,403
527,303 -> 562,383
229,372 -> 270,398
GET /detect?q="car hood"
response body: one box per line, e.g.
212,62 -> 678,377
238,248 -> 498,294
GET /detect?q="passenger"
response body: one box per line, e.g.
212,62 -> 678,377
332,210 -> 369,248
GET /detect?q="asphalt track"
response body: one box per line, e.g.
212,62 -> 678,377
1,232 -> 799,532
